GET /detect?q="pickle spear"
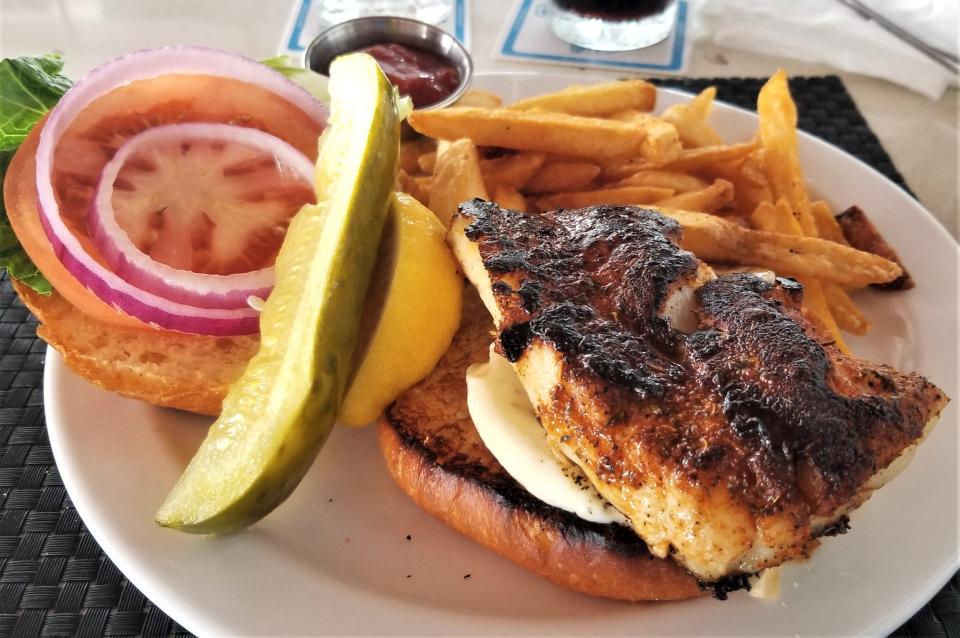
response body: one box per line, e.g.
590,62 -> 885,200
156,53 -> 400,533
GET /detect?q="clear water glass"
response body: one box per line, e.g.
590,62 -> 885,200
548,0 -> 678,52
315,0 -> 452,25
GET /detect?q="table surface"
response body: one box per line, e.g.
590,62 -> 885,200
1,0 -> 957,240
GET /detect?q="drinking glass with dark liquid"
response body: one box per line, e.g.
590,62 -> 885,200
549,0 -> 678,51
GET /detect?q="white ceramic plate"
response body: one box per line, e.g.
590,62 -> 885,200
45,73 -> 958,637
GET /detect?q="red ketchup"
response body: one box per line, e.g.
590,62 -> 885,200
360,43 -> 460,108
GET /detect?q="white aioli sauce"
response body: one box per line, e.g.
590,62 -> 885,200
466,347 -> 629,526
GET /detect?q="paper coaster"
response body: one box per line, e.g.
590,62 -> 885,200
279,0 -> 472,58
494,0 -> 689,74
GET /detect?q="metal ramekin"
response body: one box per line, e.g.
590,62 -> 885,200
303,16 -> 473,110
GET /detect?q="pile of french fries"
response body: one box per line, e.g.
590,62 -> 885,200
400,71 -> 908,353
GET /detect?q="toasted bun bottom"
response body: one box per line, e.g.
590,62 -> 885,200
14,281 -> 253,415
378,290 -> 700,601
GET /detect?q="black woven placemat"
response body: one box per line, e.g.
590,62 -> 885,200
0,76 -> 954,638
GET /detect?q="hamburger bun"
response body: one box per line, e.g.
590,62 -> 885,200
378,290 -> 701,601
14,280 -> 253,415
5,118 -> 256,416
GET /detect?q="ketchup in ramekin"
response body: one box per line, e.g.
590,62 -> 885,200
360,43 -> 461,108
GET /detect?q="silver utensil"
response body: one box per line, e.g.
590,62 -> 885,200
837,0 -> 958,75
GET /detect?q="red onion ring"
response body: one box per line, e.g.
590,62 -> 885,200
89,123 -> 314,309
35,46 -> 328,335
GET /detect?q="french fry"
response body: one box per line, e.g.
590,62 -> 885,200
738,149 -> 769,189
539,152 -> 592,163
407,74 -> 905,358
706,155 -> 772,215
631,113 -> 683,164
455,89 -> 503,109
660,87 -> 724,148
654,179 -> 734,213
417,150 -> 437,174
480,152 -> 546,190
736,158 -> 842,344
687,86 -> 716,121
600,161 -> 647,183
732,185 -> 773,217
605,141 -> 760,179
751,197 -> 802,235
604,111 -> 681,165
398,170 -> 431,206
429,139 -> 488,227
644,129 -> 683,166
526,161 -> 601,193
398,168 -> 414,195
492,185 -> 527,212
414,175 -> 434,198
615,170 -> 708,193
407,107 -> 674,163
538,186 -> 674,211
400,139 -> 434,174
436,139 -> 452,159
757,70 -> 817,236
663,209 -> 903,289
750,199 -> 867,334
806,201 -> 870,332
836,205 -> 914,290
809,200 -> 847,244
798,279 -> 850,352
607,109 -> 643,123
525,195 -> 542,214
658,141 -> 760,172
510,79 -> 656,116
822,282 -> 869,335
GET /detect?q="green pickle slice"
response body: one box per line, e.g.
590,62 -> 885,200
156,54 -> 400,533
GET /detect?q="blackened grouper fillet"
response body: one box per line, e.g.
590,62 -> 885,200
447,199 -> 949,583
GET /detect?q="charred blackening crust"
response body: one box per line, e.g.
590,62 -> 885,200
461,200 -> 696,397
457,201 -> 947,551
775,276 -> 804,291
698,574 -> 752,601
816,515 -> 851,538
499,322 -> 532,363
382,287 -> 664,563
689,273 -> 942,515
518,280 -> 542,313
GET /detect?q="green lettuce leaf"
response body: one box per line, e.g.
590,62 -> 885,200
0,55 -> 71,151
0,55 -> 71,294
261,55 -> 330,104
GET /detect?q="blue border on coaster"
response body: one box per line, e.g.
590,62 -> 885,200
286,0 -> 468,52
501,0 -> 688,71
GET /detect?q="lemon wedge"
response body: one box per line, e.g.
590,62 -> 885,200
339,192 -> 463,426
156,53 -> 400,533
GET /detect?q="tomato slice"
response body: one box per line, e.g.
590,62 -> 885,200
107,127 -> 314,275
4,74 -> 325,330
5,124 -> 151,330
53,74 -> 323,268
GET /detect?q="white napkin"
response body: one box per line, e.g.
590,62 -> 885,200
692,0 -> 957,99
860,0 -> 958,59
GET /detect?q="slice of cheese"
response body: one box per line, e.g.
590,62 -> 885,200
466,347 -> 629,526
